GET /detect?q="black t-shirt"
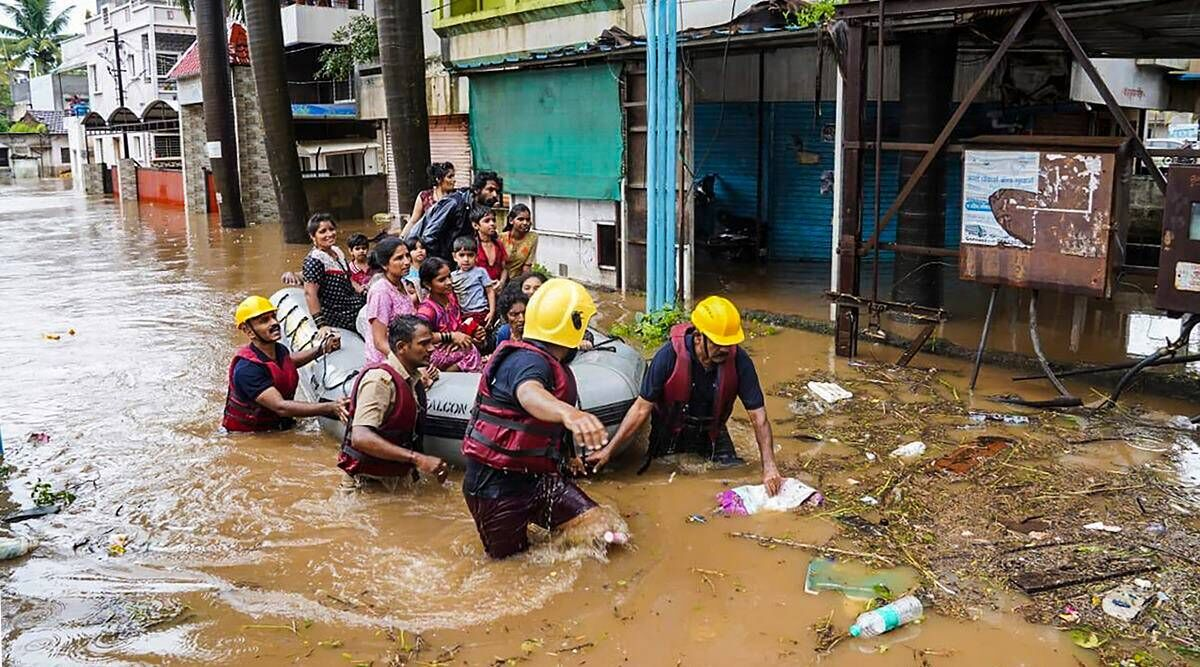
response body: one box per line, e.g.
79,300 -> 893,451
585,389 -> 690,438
464,344 -> 559,498
231,343 -> 291,403
639,333 -> 764,419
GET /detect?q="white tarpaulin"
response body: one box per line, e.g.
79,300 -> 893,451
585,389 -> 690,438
961,150 -> 1038,247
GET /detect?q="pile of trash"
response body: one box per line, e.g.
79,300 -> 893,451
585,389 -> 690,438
764,361 -> 1200,663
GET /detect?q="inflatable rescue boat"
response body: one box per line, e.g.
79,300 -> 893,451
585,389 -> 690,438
269,288 -> 645,467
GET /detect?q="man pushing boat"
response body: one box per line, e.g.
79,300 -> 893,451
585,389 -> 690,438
223,296 -> 349,432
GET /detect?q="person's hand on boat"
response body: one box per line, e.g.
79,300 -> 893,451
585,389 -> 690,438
415,453 -> 448,484
326,397 -> 350,423
420,366 -> 439,388
449,331 -> 473,349
280,271 -> 302,286
563,408 -> 607,452
319,333 -> 342,356
762,463 -> 783,497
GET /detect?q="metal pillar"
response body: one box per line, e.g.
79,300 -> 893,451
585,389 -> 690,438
645,0 -> 659,310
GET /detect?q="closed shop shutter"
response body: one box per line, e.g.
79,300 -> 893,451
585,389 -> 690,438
429,114 -> 472,184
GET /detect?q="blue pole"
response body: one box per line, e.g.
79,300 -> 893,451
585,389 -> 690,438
653,0 -> 668,310
645,0 -> 659,312
664,0 -> 677,307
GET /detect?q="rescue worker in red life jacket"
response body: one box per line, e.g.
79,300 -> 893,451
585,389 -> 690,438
340,315 -> 448,486
586,296 -> 784,496
461,278 -> 609,559
223,296 -> 349,432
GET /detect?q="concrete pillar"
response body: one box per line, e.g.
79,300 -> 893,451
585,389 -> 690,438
232,65 -> 280,226
180,103 -> 211,216
117,158 -> 138,202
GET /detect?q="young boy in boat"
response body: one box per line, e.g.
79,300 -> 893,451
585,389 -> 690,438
340,315 -> 448,487
222,296 -> 349,432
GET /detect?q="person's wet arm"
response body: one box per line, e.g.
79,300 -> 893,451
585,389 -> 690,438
737,351 -> 781,495
586,397 -> 653,470
515,380 -> 607,452
292,334 -> 339,367
255,386 -> 347,421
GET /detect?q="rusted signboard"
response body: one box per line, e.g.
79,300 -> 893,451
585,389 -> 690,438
1155,166 -> 1200,313
959,136 -> 1129,297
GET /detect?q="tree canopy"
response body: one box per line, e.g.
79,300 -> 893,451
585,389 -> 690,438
0,0 -> 73,76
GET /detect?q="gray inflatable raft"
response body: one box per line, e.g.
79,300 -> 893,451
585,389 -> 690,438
269,288 -> 645,467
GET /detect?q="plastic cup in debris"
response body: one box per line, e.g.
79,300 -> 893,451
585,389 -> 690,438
849,595 -> 924,637
807,382 -> 853,404
968,412 -> 1030,426
889,441 -> 926,460
0,536 -> 38,560
1083,521 -> 1122,533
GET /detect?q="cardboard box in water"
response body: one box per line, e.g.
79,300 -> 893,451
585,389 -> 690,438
958,136 -> 1130,298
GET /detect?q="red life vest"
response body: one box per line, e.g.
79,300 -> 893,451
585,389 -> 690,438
222,344 -> 300,432
461,340 -> 577,474
654,323 -> 740,441
338,363 -> 425,478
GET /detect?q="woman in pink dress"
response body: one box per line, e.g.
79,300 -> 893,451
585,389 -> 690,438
359,237 -> 417,365
416,257 -> 482,372
401,162 -> 456,239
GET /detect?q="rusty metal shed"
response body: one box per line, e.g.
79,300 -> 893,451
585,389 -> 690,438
830,0 -> 1200,361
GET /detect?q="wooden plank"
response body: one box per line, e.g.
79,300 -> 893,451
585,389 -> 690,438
1010,557 -> 1158,594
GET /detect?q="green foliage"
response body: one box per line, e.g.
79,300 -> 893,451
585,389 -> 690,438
530,263 -> 553,281
0,0 -> 73,76
32,479 -> 75,507
0,456 -> 13,479
0,117 -> 10,133
610,305 -> 688,350
785,0 -> 840,28
9,120 -> 47,133
316,15 -> 378,81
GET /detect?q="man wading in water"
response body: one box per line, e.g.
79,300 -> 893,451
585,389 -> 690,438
222,296 -> 349,432
340,315 -> 449,488
587,296 -> 783,495
460,278 -> 611,558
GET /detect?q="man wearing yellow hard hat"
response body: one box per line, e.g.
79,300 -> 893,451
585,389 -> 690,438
222,295 -> 349,432
588,295 -> 783,496
460,278 -> 613,558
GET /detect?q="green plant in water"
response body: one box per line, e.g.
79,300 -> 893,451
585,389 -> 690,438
0,457 -> 14,479
785,0 -> 841,28
610,305 -> 688,350
32,479 -> 75,507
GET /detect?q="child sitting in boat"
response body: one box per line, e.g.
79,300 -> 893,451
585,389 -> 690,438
450,235 -> 495,334
347,233 -> 374,290
416,256 -> 483,372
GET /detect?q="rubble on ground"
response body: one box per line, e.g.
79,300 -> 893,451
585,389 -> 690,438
770,361 -> 1200,663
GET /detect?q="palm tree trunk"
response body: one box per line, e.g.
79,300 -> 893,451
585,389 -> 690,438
195,0 -> 245,227
243,0 -> 309,242
376,0 -> 430,217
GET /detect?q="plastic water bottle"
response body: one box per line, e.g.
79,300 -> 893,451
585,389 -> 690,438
0,536 -> 38,560
849,596 -> 923,638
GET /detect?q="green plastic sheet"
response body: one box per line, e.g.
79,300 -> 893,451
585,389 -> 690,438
469,64 -> 624,201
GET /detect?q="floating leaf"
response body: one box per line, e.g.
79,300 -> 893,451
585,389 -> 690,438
520,638 -> 542,654
1068,628 -> 1108,649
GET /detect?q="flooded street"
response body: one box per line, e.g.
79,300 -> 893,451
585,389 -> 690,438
2,180 -> 1197,665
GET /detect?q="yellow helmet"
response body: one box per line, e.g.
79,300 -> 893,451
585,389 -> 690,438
234,295 -> 276,327
691,295 -> 744,346
524,278 -> 597,349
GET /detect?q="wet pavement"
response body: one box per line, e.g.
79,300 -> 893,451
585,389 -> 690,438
0,180 -> 1196,665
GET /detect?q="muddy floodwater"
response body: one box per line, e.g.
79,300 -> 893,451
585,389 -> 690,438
2,180 -> 1197,665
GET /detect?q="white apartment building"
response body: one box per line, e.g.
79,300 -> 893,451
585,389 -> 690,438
59,0 -> 195,167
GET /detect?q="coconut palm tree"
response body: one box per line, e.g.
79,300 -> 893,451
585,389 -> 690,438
376,0 -> 429,220
0,0 -> 73,76
243,0 -> 308,242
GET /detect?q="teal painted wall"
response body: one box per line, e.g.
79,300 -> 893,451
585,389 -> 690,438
469,64 -> 624,201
